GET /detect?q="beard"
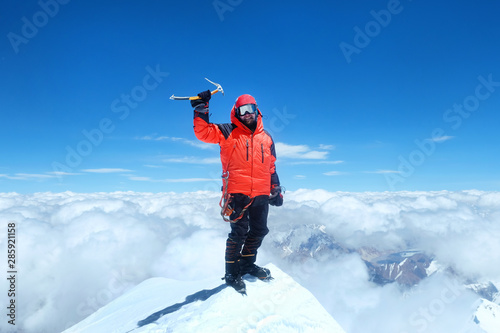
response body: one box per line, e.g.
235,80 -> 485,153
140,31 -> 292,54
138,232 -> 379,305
241,116 -> 257,131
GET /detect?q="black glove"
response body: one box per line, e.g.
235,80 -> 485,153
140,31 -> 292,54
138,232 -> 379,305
198,90 -> 212,102
269,185 -> 283,207
190,90 -> 211,108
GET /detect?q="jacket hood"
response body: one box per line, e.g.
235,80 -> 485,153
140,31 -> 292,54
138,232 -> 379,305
231,94 -> 263,133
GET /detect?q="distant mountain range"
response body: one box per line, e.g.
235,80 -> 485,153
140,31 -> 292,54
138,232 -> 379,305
272,223 -> 500,331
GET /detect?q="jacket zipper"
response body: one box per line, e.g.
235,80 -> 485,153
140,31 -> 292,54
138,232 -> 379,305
261,144 -> 264,163
250,136 -> 253,196
246,140 -> 249,161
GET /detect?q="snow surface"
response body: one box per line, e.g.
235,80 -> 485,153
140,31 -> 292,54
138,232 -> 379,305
426,260 -> 441,277
63,264 -> 345,333
472,299 -> 500,332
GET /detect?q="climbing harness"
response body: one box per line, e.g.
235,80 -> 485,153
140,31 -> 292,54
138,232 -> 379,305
219,171 -> 254,223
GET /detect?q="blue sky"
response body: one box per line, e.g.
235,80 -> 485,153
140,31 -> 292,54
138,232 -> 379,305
1,0 -> 499,193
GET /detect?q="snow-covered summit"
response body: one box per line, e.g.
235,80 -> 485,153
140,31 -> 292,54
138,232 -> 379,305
471,298 -> 500,332
63,264 -> 345,333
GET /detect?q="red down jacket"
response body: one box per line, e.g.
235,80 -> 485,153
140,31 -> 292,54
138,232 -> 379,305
193,97 -> 280,197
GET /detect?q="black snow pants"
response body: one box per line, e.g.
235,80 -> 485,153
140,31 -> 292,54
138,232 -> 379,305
225,194 -> 269,275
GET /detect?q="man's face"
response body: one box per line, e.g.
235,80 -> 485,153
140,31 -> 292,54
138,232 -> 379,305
240,112 -> 256,127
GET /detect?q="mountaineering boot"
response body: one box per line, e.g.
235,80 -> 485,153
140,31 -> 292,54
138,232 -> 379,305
240,263 -> 272,280
239,257 -> 272,280
224,260 -> 246,295
223,273 -> 246,295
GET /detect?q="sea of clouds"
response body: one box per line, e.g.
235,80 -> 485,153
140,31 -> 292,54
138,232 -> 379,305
1,189 -> 499,333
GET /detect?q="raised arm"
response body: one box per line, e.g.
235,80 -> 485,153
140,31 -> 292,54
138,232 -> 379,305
192,90 -> 224,144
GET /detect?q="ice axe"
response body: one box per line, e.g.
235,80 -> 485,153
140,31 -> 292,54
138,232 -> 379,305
170,78 -> 224,100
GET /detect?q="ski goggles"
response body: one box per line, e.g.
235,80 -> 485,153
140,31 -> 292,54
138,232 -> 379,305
237,104 -> 258,116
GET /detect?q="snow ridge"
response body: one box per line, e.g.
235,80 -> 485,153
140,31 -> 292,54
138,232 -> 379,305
472,299 -> 500,332
63,264 -> 345,333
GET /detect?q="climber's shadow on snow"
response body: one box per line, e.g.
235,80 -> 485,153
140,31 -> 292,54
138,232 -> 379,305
136,283 -> 228,327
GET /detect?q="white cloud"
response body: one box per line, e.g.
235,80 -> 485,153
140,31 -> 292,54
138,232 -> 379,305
47,171 -> 82,176
323,171 -> 345,176
161,178 -> 217,183
319,144 -> 336,150
1,171 -> 85,181
128,176 -> 153,181
0,173 -> 57,180
367,170 -> 402,174
137,135 -> 215,150
143,164 -> 163,168
0,171 -> 83,181
290,160 -> 344,165
162,156 -> 220,164
275,142 -> 332,160
129,176 -> 217,183
430,135 -> 455,142
82,168 -> 133,173
1,190 -> 499,333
